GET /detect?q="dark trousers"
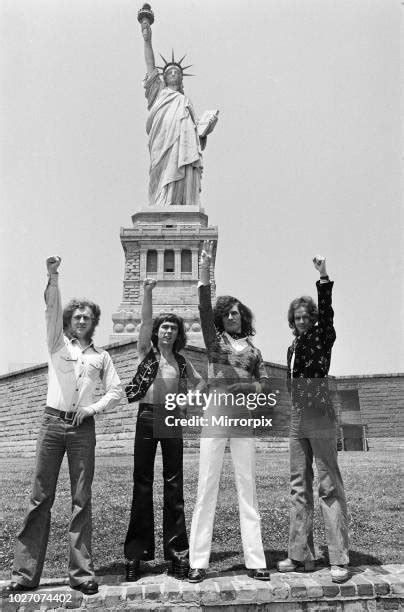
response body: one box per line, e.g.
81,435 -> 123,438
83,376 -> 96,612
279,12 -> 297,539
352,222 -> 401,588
12,413 -> 96,587
124,406 -> 189,562
288,437 -> 349,565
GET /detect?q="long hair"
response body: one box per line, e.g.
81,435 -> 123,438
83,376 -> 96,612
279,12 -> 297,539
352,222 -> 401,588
213,295 -> 256,337
287,295 -> 318,337
63,299 -> 101,340
151,313 -> 187,354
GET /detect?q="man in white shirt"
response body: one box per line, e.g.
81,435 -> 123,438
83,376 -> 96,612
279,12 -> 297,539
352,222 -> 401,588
3,256 -> 123,597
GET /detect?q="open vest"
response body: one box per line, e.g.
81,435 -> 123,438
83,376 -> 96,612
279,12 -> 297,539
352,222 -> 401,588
125,346 -> 188,403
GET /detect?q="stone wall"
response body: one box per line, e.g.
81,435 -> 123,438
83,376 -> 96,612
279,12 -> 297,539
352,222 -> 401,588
333,374 -> 404,450
0,340 -> 402,458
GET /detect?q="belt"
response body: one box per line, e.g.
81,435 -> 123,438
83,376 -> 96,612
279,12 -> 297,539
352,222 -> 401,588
138,403 -> 165,414
45,406 -> 76,423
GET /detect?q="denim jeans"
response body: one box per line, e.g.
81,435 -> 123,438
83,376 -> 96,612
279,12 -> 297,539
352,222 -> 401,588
288,437 -> 349,565
12,413 -> 96,587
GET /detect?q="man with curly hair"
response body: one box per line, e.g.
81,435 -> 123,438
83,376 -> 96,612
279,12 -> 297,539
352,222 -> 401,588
277,256 -> 349,583
3,256 -> 123,598
188,241 -> 271,583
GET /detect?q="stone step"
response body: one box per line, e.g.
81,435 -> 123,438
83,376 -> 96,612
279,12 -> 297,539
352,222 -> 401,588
1,564 -> 403,611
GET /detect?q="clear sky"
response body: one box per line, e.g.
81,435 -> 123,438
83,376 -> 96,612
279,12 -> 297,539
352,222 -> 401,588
0,0 -> 402,376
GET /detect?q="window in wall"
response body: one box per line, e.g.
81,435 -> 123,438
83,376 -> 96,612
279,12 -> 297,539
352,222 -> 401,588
164,250 -> 175,272
181,249 -> 192,273
146,250 -> 157,273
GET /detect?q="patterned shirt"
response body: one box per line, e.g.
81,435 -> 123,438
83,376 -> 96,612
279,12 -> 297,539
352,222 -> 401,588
287,280 -> 337,438
199,284 -> 269,385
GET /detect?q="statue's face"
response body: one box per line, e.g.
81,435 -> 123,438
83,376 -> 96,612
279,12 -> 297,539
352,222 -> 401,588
163,66 -> 183,89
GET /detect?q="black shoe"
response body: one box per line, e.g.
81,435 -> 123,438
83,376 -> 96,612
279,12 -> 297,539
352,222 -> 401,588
249,568 -> 271,581
188,568 -> 206,583
2,582 -> 35,597
125,559 -> 140,582
72,581 -> 99,595
172,558 -> 189,579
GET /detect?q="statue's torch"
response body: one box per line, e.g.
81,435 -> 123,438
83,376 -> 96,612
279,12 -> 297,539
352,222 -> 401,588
138,3 -> 154,27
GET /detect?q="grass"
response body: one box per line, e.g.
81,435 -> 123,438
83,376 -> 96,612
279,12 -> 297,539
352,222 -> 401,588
0,449 -> 402,580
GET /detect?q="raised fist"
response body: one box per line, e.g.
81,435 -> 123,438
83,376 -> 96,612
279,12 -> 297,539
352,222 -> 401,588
312,255 -> 327,276
46,256 -> 61,274
143,278 -> 157,290
200,240 -> 214,268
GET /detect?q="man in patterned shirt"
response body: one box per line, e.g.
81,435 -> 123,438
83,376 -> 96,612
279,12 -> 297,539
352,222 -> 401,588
188,241 -> 271,583
278,256 -> 349,583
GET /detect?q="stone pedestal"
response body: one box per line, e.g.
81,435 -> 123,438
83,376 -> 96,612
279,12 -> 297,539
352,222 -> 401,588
111,206 -> 218,347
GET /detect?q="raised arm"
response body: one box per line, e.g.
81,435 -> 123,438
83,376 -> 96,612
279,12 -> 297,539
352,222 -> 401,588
138,278 -> 156,359
141,20 -> 156,75
198,240 -> 217,349
45,256 -> 64,354
313,255 -> 329,285
313,255 -> 336,347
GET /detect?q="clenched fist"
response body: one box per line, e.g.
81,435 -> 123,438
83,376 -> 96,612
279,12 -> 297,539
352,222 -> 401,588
46,256 -> 61,274
312,255 -> 327,276
143,278 -> 157,291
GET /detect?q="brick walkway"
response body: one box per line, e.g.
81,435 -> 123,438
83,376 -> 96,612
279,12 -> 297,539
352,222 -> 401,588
0,564 -> 403,611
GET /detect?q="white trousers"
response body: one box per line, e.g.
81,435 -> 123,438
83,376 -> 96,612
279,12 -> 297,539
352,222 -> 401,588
189,437 -> 266,569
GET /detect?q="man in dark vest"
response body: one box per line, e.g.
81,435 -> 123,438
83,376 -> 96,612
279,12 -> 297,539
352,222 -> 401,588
124,278 -> 203,581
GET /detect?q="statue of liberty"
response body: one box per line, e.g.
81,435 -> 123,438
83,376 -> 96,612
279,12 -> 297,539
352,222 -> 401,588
138,4 -> 218,207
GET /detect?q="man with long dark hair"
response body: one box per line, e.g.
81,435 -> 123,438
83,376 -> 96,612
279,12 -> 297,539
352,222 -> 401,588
3,256 -> 123,597
188,241 -> 271,583
278,256 -> 349,583
124,279 -> 203,581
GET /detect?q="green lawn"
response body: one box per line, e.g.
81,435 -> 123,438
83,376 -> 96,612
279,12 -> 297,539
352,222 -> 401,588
0,449 -> 401,580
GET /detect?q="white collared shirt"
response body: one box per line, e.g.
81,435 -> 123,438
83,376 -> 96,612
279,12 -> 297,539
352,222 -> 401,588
45,273 -> 123,414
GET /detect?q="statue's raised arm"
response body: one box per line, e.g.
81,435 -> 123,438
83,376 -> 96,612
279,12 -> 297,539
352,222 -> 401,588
137,3 -> 218,207
138,4 -> 156,75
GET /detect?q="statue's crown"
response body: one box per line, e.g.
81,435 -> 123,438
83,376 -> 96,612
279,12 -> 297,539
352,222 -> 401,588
157,51 -> 194,77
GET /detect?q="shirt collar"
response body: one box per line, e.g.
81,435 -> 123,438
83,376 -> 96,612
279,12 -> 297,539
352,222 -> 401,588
67,336 -> 102,353
223,331 -> 250,347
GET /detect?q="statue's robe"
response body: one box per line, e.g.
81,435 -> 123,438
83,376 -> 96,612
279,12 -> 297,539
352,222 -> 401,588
145,68 -> 202,206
